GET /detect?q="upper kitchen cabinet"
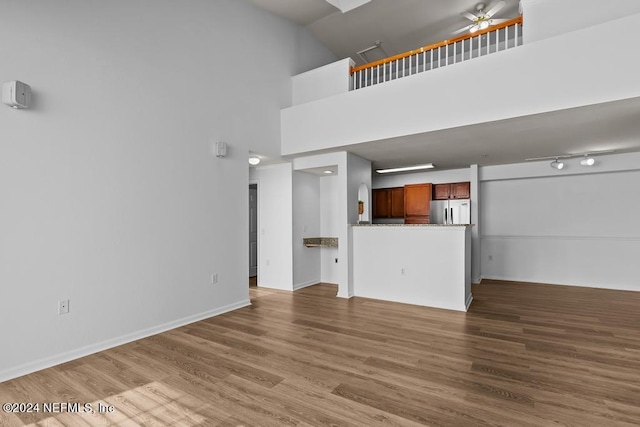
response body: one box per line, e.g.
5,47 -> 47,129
389,187 -> 404,218
433,182 -> 471,200
373,187 -> 404,218
373,189 -> 390,218
404,183 -> 432,224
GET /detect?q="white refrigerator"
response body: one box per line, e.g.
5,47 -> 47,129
430,199 -> 471,225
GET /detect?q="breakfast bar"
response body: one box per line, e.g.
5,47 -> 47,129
351,224 -> 472,312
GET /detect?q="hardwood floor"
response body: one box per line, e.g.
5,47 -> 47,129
2,280 -> 640,426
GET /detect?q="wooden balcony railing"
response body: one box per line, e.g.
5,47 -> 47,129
351,16 -> 523,90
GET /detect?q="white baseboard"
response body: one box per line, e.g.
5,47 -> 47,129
336,290 -> 354,299
480,275 -> 640,292
0,299 -> 250,383
257,283 -> 292,291
293,280 -> 319,291
465,294 -> 474,311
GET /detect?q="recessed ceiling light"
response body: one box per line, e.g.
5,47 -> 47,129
323,170 -> 334,174
376,163 -> 435,174
248,156 -> 261,166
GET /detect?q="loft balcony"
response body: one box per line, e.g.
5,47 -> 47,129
351,17 -> 523,91
281,7 -> 640,159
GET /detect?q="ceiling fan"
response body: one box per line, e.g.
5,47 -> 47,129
454,1 -> 507,35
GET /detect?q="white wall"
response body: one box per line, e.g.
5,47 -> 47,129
250,164 -> 294,291
480,153 -> 640,291
522,0 -> 640,43
0,0 -> 335,381
346,153 -> 372,296
292,58 -> 355,105
373,168 -> 471,188
320,175 -> 341,284
470,165 -> 481,284
282,12 -> 640,156
292,171 -> 321,289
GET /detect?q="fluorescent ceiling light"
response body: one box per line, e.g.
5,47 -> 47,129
248,156 -> 261,166
323,170 -> 334,174
376,163 -> 435,174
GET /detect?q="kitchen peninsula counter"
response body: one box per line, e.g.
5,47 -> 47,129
352,223 -> 474,227
351,224 -> 472,312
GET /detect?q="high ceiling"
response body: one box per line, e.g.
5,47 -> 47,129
250,0 -> 521,65
249,0 -> 640,170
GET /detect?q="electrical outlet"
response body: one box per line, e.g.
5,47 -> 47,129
58,300 -> 70,315
401,268 -> 406,276
488,255 -> 493,261
211,273 -> 218,285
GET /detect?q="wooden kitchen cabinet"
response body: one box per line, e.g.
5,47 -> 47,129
373,189 -> 390,218
451,182 -> 471,199
404,183 -> 431,224
389,187 -> 404,218
433,182 -> 471,200
373,187 -> 404,218
433,184 -> 451,200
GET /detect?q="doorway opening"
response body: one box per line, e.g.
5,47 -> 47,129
249,183 -> 258,287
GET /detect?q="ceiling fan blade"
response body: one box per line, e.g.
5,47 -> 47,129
452,25 -> 473,35
485,0 -> 506,18
461,11 -> 478,21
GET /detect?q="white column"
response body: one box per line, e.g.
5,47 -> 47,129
470,164 -> 481,284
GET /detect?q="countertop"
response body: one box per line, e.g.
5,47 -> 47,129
303,237 -> 338,248
352,223 -> 474,227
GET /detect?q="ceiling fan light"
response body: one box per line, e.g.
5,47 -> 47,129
580,156 -> 595,166
479,20 -> 490,30
469,25 -> 478,33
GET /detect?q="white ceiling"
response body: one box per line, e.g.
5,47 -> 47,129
249,0 -> 640,170
250,0 -> 521,65
342,98 -> 640,170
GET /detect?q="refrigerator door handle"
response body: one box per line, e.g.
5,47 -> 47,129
444,207 -> 448,224
450,207 -> 453,225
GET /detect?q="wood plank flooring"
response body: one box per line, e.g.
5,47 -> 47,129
1,280 -> 640,426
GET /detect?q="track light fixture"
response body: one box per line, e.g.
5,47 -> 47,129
580,156 -> 595,166
550,159 -> 564,170
526,150 -> 614,168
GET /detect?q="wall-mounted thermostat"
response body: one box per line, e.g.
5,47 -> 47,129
2,80 -> 32,109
